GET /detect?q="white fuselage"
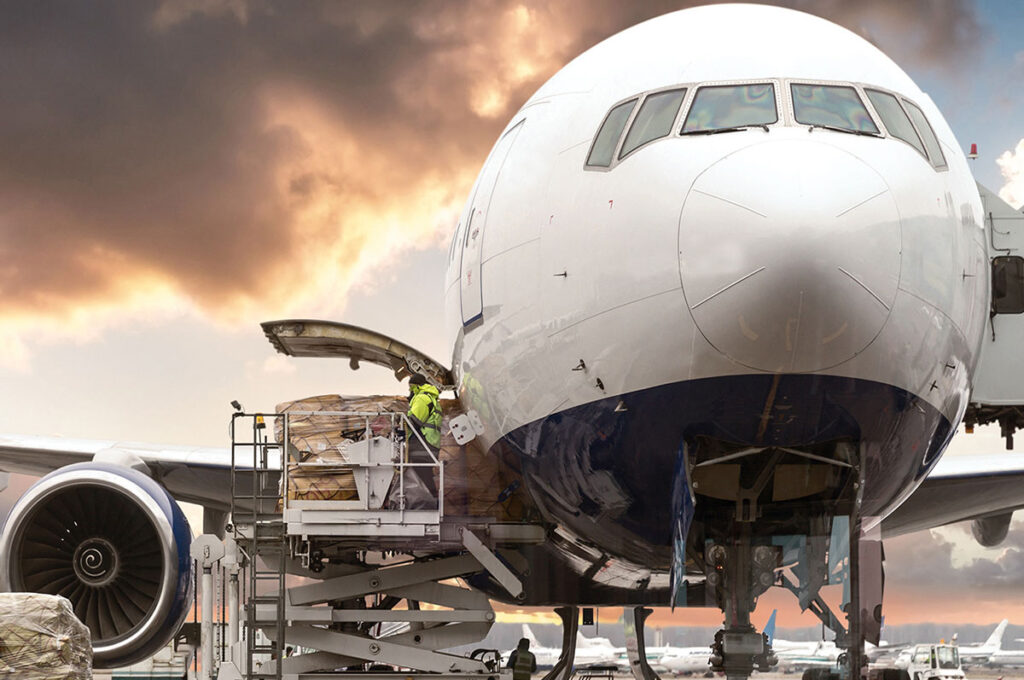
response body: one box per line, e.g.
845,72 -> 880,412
659,647 -> 714,674
441,4 -> 987,593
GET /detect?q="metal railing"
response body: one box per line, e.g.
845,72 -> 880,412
229,408 -> 446,528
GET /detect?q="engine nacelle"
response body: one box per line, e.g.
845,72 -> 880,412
971,512 -> 1013,547
0,462 -> 193,668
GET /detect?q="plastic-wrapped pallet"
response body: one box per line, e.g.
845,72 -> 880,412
0,592 -> 92,679
276,394 -> 407,461
276,395 -> 408,503
276,394 -> 528,518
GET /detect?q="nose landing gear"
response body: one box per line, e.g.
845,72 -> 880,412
704,537 -> 779,680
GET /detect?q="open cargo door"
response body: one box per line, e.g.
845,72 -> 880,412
966,184 -> 1024,448
262,319 -> 454,389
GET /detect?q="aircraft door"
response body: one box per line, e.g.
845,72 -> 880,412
460,119 -> 525,327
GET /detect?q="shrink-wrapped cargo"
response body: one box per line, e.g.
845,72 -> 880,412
285,465 -> 360,502
275,394 -> 528,518
275,395 -> 407,502
276,394 -> 407,463
0,593 -> 91,679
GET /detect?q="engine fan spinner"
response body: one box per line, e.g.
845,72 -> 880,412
0,462 -> 193,668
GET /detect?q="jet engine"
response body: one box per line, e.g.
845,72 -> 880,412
971,512 -> 1013,547
0,462 -> 193,668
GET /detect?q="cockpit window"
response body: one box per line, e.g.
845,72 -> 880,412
620,88 -> 687,158
865,89 -> 926,158
682,84 -> 776,133
587,99 -> 637,167
791,84 -> 879,134
902,100 -> 947,168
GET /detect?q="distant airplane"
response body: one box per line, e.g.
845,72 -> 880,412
509,624 -> 618,669
772,615 -> 911,671
957,619 -> 1009,666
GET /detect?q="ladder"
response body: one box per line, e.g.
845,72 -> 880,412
230,413 -> 287,680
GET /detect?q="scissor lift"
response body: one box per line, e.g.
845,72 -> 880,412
226,408 -> 543,680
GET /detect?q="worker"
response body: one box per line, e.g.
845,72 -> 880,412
406,373 -> 442,501
507,638 -> 537,680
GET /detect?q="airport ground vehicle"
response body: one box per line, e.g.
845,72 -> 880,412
801,643 -> 964,680
901,644 -> 964,680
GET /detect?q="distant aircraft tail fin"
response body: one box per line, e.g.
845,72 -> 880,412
576,631 -> 599,648
764,609 -> 777,647
986,619 -> 1010,650
522,624 -> 540,648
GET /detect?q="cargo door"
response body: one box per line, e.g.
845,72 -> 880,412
460,119 -> 525,327
261,319 -> 454,388
967,184 -> 1024,446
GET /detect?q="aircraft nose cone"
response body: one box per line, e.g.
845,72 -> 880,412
679,139 -> 900,372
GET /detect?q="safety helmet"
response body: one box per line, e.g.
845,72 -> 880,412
408,373 -> 428,386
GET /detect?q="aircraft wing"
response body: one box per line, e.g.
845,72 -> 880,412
880,454 -> 1024,537
0,434 -> 247,511
0,320 -> 446,512
7,434 -> 1024,531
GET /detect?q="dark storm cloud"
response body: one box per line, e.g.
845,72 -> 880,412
0,0 -> 986,322
886,522 -> 1024,597
787,0 -> 985,73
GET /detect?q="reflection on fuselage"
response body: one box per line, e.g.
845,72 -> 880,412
445,5 -> 987,604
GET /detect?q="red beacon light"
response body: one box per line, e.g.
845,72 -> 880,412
968,143 -> 978,160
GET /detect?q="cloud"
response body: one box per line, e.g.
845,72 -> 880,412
0,1 -> 988,365
997,139 -> 1024,209
885,520 -> 1024,605
786,0 -> 984,74
259,354 -> 296,376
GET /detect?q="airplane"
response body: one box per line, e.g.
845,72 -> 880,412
572,629 -> 621,667
773,640 -> 841,673
505,624 -> 619,669
3,4 -> 1024,678
955,619 -> 1009,666
503,624 -> 561,668
982,648 -> 1024,669
658,646 -> 717,676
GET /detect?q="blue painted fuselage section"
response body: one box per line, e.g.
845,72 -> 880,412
486,374 -> 950,604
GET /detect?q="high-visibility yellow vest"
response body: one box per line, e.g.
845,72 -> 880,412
408,384 -> 442,448
512,650 -> 535,680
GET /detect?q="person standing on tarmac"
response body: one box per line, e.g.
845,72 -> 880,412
405,373 -> 442,500
507,638 -> 537,680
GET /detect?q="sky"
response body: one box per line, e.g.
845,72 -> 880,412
0,0 -> 1023,629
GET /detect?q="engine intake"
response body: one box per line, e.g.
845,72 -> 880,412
971,512 -> 1013,547
0,462 -> 193,668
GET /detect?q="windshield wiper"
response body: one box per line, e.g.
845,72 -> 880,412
680,124 -> 770,136
808,124 -> 881,137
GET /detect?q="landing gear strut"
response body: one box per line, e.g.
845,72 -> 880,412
783,457 -> 882,680
542,606 -> 578,680
626,607 -> 660,680
705,534 -> 778,680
